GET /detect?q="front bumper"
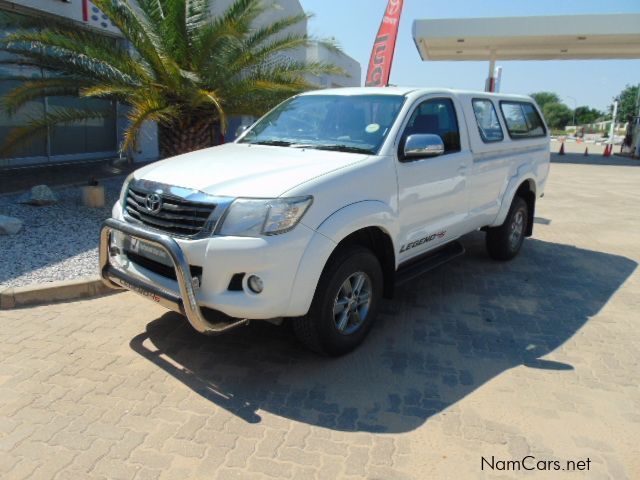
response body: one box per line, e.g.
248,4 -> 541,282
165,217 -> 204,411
99,218 -> 249,334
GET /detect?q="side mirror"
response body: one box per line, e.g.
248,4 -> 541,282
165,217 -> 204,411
402,134 -> 445,160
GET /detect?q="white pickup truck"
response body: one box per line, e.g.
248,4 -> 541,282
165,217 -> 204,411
100,87 -> 549,355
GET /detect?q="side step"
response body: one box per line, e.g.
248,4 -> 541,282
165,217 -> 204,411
395,241 -> 465,285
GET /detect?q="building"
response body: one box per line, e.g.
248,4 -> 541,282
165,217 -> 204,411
0,0 -> 361,168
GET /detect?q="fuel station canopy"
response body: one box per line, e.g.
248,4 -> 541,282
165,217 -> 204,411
412,13 -> 640,61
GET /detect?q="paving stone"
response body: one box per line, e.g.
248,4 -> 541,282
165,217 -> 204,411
0,158 -> 638,478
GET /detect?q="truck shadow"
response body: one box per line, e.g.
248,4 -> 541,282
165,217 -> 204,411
129,233 -> 636,433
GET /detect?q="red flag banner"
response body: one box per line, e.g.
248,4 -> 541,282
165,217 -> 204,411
365,0 -> 404,87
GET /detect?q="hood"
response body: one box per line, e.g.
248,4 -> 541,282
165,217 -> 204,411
134,143 -> 369,197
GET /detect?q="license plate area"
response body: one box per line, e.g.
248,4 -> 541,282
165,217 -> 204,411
124,236 -> 173,267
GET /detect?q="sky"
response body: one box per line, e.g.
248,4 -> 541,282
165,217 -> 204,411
299,0 -> 640,112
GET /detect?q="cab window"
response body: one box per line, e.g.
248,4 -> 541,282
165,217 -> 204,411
500,101 -> 546,139
472,99 -> 504,142
402,98 -> 461,154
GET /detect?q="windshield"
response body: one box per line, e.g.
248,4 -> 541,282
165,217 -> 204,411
238,94 -> 406,154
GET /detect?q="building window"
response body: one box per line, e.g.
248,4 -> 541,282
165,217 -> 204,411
0,10 -> 118,166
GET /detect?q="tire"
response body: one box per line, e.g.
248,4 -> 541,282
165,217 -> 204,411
293,245 -> 383,356
486,196 -> 528,261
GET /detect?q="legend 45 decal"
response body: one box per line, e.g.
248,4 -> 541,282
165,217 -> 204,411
399,230 -> 446,253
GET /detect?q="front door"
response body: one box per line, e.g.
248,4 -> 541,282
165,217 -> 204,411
395,96 -> 472,263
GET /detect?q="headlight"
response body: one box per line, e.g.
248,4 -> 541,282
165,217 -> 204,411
216,196 -> 313,237
119,173 -> 135,208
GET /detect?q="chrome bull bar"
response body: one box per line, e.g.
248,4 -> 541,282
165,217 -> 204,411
99,218 -> 249,335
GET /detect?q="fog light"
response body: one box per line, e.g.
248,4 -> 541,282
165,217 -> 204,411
247,275 -> 263,294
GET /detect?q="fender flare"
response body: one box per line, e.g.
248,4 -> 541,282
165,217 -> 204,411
286,200 -> 398,316
316,200 -> 399,248
492,171 -> 537,228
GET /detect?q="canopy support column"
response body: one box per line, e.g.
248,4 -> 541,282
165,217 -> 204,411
485,50 -> 496,92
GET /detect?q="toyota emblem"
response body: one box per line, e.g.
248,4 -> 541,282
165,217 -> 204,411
144,193 -> 163,214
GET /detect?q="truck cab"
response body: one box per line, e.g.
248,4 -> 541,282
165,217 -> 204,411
100,87 -> 550,355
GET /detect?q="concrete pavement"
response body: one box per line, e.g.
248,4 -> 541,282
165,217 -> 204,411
0,152 -> 639,479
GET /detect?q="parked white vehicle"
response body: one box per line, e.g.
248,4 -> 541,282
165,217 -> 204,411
100,87 -> 550,355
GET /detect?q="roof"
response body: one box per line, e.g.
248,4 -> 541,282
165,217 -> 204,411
412,13 -> 640,61
302,87 -> 418,96
301,87 -> 532,100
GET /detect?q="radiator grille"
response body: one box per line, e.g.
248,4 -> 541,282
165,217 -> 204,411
125,185 -> 216,237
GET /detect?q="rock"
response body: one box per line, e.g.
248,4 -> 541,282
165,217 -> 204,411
0,215 -> 23,235
20,185 -> 58,206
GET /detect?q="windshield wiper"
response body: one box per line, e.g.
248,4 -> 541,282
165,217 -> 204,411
250,141 -> 373,154
250,140 -> 294,147
308,144 -> 374,154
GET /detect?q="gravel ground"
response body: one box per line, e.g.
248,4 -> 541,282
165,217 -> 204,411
0,178 -> 124,288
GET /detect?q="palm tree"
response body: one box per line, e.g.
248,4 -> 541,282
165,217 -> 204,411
0,0 -> 343,157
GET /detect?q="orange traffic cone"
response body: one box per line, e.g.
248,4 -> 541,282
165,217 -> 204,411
584,147 -> 589,156
603,144 -> 611,157
558,142 -> 565,155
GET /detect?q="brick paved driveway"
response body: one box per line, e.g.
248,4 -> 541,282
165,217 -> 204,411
1,153 -> 639,479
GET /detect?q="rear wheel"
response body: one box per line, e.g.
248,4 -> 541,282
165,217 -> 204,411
293,246 -> 383,356
486,196 -> 528,261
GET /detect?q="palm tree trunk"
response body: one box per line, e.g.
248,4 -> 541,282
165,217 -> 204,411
158,115 -> 217,158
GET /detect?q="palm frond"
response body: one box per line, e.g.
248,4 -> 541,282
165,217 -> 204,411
316,38 -> 343,54
194,89 -> 227,133
267,59 -> 345,78
244,13 -> 309,50
137,0 -> 165,25
91,0 -> 181,86
185,0 -> 211,46
79,84 -> 141,101
1,42 -> 142,86
228,34 -> 312,76
122,97 -> 180,153
6,29 -> 153,81
2,77 -> 96,114
191,0 -> 263,69
158,0 -> 189,64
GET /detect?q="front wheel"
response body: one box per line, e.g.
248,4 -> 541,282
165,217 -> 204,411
293,246 -> 383,356
486,196 -> 528,261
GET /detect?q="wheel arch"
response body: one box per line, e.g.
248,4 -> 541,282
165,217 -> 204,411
493,176 -> 537,236
515,179 -> 536,237
287,201 -> 399,316
330,226 -> 396,299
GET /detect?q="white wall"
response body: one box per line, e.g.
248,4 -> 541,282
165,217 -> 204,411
3,0 -> 121,34
3,0 -> 82,22
307,42 -> 362,88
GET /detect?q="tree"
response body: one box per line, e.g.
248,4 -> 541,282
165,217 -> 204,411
530,92 -> 561,111
0,0 -> 342,157
610,84 -> 639,121
541,102 -> 573,129
529,92 -> 573,129
574,106 -> 604,125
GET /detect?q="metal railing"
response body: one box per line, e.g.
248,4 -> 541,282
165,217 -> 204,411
99,218 -> 249,335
